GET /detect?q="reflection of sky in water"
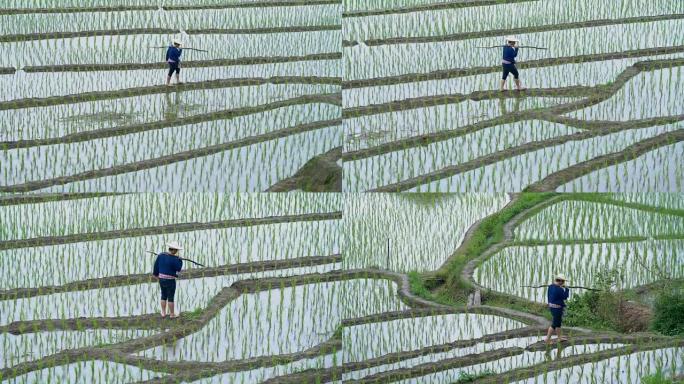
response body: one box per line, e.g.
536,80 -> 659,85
409,122 -> 681,192
0,60 -> 340,102
347,20 -> 684,80
0,103 -> 339,184
345,120 -> 580,191
558,141 -> 684,192
0,31 -> 339,68
32,125 -> 340,192
343,53 -> 684,107
0,220 -> 340,289
345,97 -> 575,150
0,83 -> 338,141
0,264 -> 338,325
475,240 -> 684,303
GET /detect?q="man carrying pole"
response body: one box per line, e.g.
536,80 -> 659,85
546,274 -> 570,344
501,36 -> 526,92
153,241 -> 184,318
166,39 -> 183,86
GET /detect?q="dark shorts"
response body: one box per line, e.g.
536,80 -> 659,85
168,62 -> 180,76
159,278 -> 177,302
502,63 -> 519,80
550,307 -> 564,329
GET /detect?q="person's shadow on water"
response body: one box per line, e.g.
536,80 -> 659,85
544,342 -> 567,361
499,96 -> 522,115
163,92 -> 181,121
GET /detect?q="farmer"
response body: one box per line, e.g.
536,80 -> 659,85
546,274 -> 570,344
165,39 -> 183,86
153,242 -> 184,318
501,36 -> 526,92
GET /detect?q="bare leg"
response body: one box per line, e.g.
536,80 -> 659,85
514,78 -> 526,90
160,300 -> 167,317
557,328 -> 567,341
545,327 -> 554,344
500,79 -> 506,91
168,302 -> 177,318
176,73 -> 181,84
166,76 -> 171,86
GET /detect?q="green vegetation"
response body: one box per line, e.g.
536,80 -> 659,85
652,288 -> 684,336
641,368 -> 682,384
453,369 -> 496,383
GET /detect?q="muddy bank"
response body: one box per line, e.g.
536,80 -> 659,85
347,14 -> 684,47
0,118 -> 341,193
0,1 -> 339,15
266,146 -> 343,192
0,211 -> 341,251
343,46 -> 684,89
526,129 -> 684,192
0,75 -> 340,112
0,67 -> 15,74
0,25 -> 341,43
342,308 -> 463,327
343,0 -> 535,18
0,253 -> 342,301
1,93 -> 341,149
22,52 -> 341,73
0,192 -> 124,206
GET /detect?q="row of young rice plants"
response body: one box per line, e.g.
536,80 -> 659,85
345,19 -> 684,80
0,193 -> 342,240
557,143 -> 684,192
343,193 -> 510,271
1,30 -> 340,69
0,220 -> 340,290
475,240 -> 684,303
407,121 -> 684,192
608,193 -> 684,210
0,60 -> 341,102
0,83 -> 338,141
566,66 -> 684,121
27,125 -> 340,193
344,97 -> 575,151
514,199 -> 684,240
1,103 -> 340,185
0,5 -> 340,35
0,0 -> 280,8
343,0 -> 684,42
344,120 -> 581,191
343,52 -> 684,108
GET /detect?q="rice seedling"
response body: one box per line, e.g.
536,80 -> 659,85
342,0 -> 684,192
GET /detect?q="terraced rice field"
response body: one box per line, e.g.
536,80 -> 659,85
1,192 -> 683,383
342,0 -> 684,192
0,193 -> 346,383
342,192 -> 684,383
0,0 -> 342,192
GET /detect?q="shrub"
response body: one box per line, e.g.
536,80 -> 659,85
651,289 -> 684,336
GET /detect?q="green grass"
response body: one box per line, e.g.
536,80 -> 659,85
429,192 -> 557,302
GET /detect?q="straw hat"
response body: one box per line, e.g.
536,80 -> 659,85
504,36 -> 520,42
172,39 -> 183,46
166,241 -> 183,251
555,274 -> 568,282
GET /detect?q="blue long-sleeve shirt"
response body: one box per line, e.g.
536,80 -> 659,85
547,284 -> 570,307
166,46 -> 182,63
153,252 -> 183,278
502,45 -> 519,64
